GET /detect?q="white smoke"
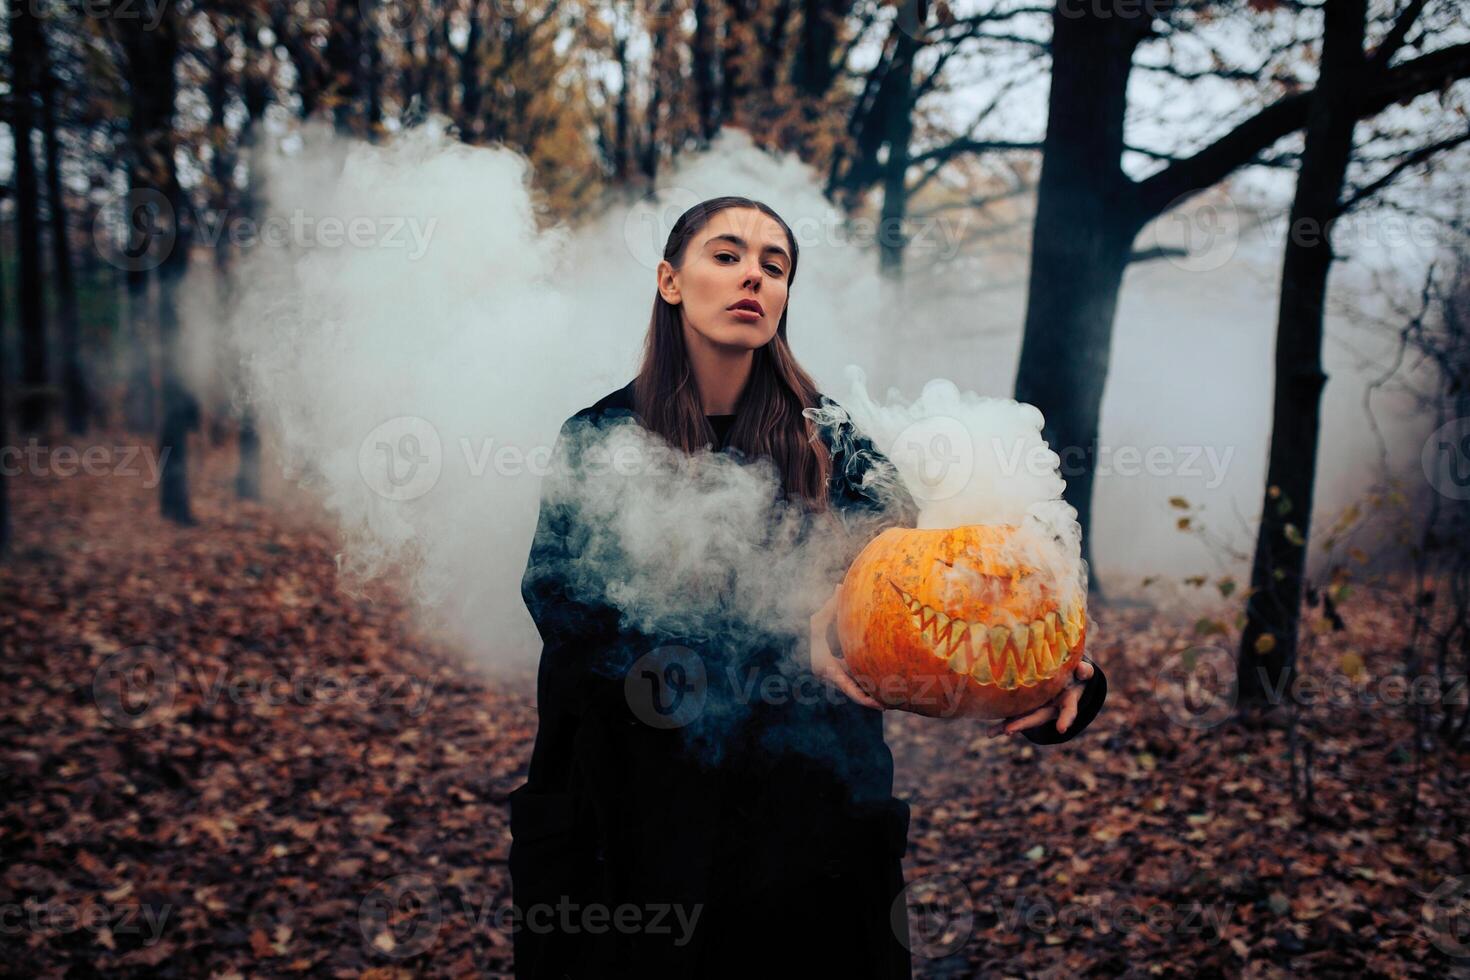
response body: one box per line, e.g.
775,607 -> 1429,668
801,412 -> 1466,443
226,118 -> 1035,669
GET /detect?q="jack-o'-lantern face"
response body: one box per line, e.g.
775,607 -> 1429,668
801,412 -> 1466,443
834,524 -> 1086,719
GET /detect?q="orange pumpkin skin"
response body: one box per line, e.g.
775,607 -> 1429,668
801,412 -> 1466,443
834,525 -> 1087,720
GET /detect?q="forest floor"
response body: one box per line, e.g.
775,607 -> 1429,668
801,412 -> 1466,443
1,431 -> 1467,978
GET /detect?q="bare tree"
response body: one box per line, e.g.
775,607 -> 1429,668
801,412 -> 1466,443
1237,0 -> 1470,708
0,184 -> 10,557
110,0 -> 198,523
9,0 -> 49,434
826,2 -> 1049,279
997,0 -> 1470,596
37,17 -> 87,434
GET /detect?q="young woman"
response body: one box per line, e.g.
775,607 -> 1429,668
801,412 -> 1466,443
510,196 -> 1106,979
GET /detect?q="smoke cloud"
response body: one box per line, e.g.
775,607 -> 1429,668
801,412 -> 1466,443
224,118 -> 975,672
213,114 -> 1428,676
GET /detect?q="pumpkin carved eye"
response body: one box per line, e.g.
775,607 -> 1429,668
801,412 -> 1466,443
834,524 -> 1087,719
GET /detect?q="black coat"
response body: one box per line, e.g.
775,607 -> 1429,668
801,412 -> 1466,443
508,380 -> 1106,979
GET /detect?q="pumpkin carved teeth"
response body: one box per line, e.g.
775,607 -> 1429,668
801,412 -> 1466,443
986,626 -> 1010,681
1030,621 -> 1049,672
1063,616 -> 1082,649
945,621 -> 969,661
968,638 -> 992,683
999,646 -> 1019,689
946,629 -> 971,673
887,580 -> 1077,690
1011,624 -> 1030,662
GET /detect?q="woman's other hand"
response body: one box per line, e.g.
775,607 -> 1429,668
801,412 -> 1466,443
987,658 -> 1095,737
809,585 -> 883,710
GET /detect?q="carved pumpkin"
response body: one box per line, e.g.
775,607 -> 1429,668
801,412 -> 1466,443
834,524 -> 1087,719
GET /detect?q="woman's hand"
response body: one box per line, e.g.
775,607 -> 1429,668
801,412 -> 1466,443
809,584 -> 883,710
987,658 -> 1095,737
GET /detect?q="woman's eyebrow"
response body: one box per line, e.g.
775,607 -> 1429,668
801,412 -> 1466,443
705,233 -> 790,265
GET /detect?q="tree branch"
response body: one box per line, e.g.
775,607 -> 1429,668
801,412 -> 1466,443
1127,244 -> 1188,265
909,138 -> 1043,167
943,6 -> 1053,29
1367,0 -> 1428,72
913,38 -> 959,102
1337,126 -> 1470,214
1132,62 -> 1266,83
1124,143 -> 1182,163
908,183 -> 1035,218
936,31 -> 1048,51
1361,40 -> 1470,112
831,0 -> 887,82
1134,41 -> 1470,220
1248,150 -> 1303,170
909,67 -> 1040,194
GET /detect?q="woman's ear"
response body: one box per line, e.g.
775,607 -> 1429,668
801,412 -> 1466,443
656,260 -> 681,305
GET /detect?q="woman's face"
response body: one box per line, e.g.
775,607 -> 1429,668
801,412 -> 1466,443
657,207 -> 793,352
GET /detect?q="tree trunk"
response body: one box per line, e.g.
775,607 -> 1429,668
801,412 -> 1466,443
234,19 -> 270,501
273,5 -> 323,119
762,0 -> 793,91
612,33 -> 632,182
792,0 -> 850,100
720,0 -> 755,123
0,191 -> 10,558
326,0 -> 370,135
116,3 -> 194,523
1007,3 -> 1469,604
206,13 -> 234,452
459,1 -> 485,141
827,30 -> 904,210
877,16 -> 916,279
1015,225 -> 1133,602
1237,0 -> 1366,708
9,0 -> 49,434
1012,7 -> 1152,600
364,0 -> 382,136
37,19 -> 86,435
123,264 -> 155,434
692,0 -> 719,140
236,414 -> 261,501
642,0 -> 673,183
158,290 -> 198,524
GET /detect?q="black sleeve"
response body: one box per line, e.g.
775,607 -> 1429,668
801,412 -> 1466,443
827,417 -> 921,534
1021,658 -> 1107,745
520,419 -> 629,722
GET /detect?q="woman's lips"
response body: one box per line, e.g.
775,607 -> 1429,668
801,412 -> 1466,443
729,308 -> 762,321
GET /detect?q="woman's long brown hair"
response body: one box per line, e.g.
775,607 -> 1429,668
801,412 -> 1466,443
633,196 -> 832,510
